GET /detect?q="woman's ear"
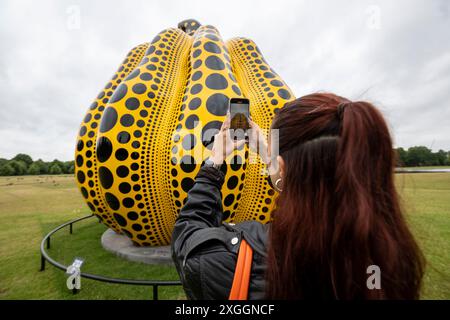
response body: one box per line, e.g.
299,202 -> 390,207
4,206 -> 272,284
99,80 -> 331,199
277,155 -> 285,178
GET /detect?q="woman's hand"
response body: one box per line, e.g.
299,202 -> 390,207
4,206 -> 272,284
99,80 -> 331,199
210,113 -> 246,165
248,117 -> 269,164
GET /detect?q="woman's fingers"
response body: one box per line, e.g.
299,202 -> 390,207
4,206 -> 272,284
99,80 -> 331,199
220,116 -> 231,133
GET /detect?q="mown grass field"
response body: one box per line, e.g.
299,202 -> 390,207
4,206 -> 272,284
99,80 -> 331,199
0,172 -> 449,299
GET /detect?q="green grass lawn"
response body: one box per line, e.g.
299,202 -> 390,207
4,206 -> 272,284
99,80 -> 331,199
0,173 -> 449,299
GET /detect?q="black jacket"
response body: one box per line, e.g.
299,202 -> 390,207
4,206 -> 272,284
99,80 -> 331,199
171,165 -> 269,300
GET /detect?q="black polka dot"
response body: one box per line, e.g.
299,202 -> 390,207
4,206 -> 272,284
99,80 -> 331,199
227,176 -> 239,189
192,71 -> 202,81
132,224 -> 142,231
270,79 -> 283,87
126,69 -> 140,80
90,102 -> 98,110
232,85 -> 241,95
99,107 -> 118,133
205,73 -> 228,90
87,202 -> 95,211
132,83 -> 147,94
146,45 -> 156,54
106,193 -> 120,210
139,72 -> 153,81
115,148 -> 129,161
201,121 -> 222,149
131,152 -> 139,160
77,140 -> 84,152
204,42 -> 221,54
77,171 -> 85,184
185,114 -> 199,129
193,60 -> 202,69
120,114 -> 134,127
117,131 -> 130,144
188,97 -> 202,110
127,211 -> 138,220
205,56 -> 225,70
271,99 -> 278,105
180,155 -> 196,173
261,71 -> 273,78
116,165 -> 129,178
224,194 -> 235,206
193,49 -> 201,58
84,113 -> 92,123
146,64 -> 157,71
123,198 -> 135,208
110,84 -> 127,103
96,137 -> 113,163
181,177 -> 195,192
99,166 -> 114,189
113,213 -> 127,227
119,182 -> 131,194
182,134 -> 196,150
80,187 -> 88,199
206,93 -> 229,116
125,97 -> 140,110
278,88 -> 291,99
190,84 -> 203,94
76,155 -> 83,167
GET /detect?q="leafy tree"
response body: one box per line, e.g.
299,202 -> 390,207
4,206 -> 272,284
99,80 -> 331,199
405,146 -> 432,167
395,147 -> 407,167
0,163 -> 15,176
12,154 -> 33,168
435,150 -> 449,166
9,160 -> 28,175
49,163 -> 62,175
27,163 -> 41,175
61,161 -> 75,174
34,159 -> 49,174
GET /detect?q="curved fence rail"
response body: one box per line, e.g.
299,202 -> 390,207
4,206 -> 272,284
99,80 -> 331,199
39,214 -> 182,300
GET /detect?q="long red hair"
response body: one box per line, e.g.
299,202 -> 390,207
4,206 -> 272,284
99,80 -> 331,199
265,93 -> 424,299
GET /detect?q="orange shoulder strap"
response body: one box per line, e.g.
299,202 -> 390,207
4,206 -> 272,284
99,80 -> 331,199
228,238 -> 253,300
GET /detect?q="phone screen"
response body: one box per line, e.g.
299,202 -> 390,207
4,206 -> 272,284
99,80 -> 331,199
229,99 -> 250,130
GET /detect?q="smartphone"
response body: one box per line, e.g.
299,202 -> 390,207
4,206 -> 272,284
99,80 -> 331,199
229,98 -> 250,140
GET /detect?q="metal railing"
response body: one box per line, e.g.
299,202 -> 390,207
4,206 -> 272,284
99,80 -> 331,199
39,214 -> 182,300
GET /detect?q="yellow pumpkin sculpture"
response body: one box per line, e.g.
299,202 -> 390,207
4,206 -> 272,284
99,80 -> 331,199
75,19 -> 295,246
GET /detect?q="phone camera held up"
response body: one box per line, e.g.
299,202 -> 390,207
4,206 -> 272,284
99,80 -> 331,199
229,98 -> 250,141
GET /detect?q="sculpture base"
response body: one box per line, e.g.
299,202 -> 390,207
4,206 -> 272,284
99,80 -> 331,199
101,229 -> 174,265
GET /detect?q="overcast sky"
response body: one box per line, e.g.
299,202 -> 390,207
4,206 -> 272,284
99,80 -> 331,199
0,0 -> 449,161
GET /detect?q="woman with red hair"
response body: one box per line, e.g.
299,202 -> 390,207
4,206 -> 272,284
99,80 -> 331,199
171,93 -> 425,300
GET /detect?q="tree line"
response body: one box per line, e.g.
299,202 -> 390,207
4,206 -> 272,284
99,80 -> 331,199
0,147 -> 449,176
0,154 -> 74,176
396,146 -> 450,167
